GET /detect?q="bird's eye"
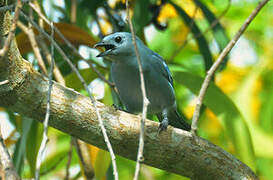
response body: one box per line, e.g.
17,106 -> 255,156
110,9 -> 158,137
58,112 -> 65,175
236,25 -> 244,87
115,36 -> 122,43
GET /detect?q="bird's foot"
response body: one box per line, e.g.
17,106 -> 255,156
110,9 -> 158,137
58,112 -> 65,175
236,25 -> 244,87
157,118 -> 168,135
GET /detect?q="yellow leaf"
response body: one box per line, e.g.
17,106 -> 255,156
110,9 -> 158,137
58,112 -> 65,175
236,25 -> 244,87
88,145 -> 111,180
158,0 -> 203,23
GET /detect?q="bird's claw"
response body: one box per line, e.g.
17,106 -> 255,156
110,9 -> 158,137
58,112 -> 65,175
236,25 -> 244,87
157,119 -> 168,135
112,104 -> 121,111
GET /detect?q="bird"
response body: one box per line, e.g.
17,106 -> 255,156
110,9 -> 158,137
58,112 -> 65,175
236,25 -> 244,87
94,32 -> 191,132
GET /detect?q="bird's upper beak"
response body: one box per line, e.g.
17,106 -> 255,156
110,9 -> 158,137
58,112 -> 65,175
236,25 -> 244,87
93,41 -> 116,57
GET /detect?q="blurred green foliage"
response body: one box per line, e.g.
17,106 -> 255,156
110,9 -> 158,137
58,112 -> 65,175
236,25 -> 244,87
1,0 -> 273,179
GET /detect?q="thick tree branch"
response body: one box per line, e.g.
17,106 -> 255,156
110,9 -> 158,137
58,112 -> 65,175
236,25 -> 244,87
0,3 -> 258,180
0,35 -> 258,180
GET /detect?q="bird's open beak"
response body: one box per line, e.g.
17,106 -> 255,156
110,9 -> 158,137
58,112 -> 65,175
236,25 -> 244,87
93,42 -> 116,57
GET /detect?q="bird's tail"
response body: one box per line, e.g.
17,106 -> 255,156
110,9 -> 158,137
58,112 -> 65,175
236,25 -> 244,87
157,110 -> 191,131
171,110 -> 191,131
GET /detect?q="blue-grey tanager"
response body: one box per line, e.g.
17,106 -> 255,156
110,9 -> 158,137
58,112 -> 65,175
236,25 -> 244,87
94,32 -> 191,132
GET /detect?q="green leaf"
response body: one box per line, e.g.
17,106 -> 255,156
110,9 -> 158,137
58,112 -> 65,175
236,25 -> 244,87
172,70 -> 256,170
193,0 -> 230,70
65,67 -> 106,91
232,66 -> 273,159
13,117 -> 33,175
94,149 -> 111,180
26,120 -> 43,177
169,1 -> 213,71
259,70 -> 273,133
132,0 -> 153,38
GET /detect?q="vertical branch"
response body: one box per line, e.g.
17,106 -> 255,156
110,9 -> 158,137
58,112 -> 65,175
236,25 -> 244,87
71,0 -> 77,23
0,127 -> 20,180
19,11 -> 119,180
125,1 -> 149,180
72,139 -> 95,179
0,0 -> 22,57
64,139 -> 73,180
35,22 -> 55,180
38,39 -> 65,85
190,0 -> 270,135
17,21 -> 48,75
28,2 -> 113,87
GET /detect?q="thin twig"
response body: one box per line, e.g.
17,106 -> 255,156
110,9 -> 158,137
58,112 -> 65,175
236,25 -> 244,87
71,0 -> 77,23
17,21 -> 48,75
0,80 -> 9,86
0,127 -> 20,180
30,1 -> 65,84
72,139 -> 95,179
31,5 -> 95,177
0,4 -> 14,12
0,0 -> 30,12
169,0 -> 231,62
65,139 -> 73,180
35,22 -> 55,180
28,2 -> 113,88
125,1 -> 149,180
0,0 -> 22,57
32,0 -> 44,28
38,38 -> 65,85
190,0 -> 270,135
19,11 -> 119,180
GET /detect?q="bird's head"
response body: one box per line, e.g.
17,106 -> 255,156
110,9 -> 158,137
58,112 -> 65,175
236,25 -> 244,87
94,32 -> 139,60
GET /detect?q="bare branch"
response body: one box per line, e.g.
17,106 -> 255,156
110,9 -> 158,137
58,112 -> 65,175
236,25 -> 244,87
125,1 -> 149,180
0,80 -> 9,86
17,21 -> 48,75
38,38 -> 65,85
35,22 -> 54,180
72,139 -> 95,179
71,0 -> 77,23
28,2 -> 113,88
19,10 -> 118,180
65,139 -> 73,180
0,127 -> 20,180
190,0 -> 270,134
0,0 -> 31,12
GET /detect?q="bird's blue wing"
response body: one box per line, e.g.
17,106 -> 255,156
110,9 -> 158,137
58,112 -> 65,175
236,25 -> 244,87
151,52 -> 174,87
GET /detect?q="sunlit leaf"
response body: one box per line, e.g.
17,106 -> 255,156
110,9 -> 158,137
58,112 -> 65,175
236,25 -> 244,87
259,70 -> 273,133
193,0 -> 230,70
88,145 -> 111,180
65,67 -> 106,91
232,65 -> 273,159
172,69 -> 256,170
170,1 -> 213,71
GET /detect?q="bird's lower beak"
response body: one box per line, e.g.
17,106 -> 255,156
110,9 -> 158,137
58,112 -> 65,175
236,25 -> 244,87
93,42 -> 115,57
94,42 -> 106,57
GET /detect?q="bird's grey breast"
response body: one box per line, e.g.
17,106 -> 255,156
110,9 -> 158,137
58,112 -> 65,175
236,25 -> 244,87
111,60 -> 143,113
